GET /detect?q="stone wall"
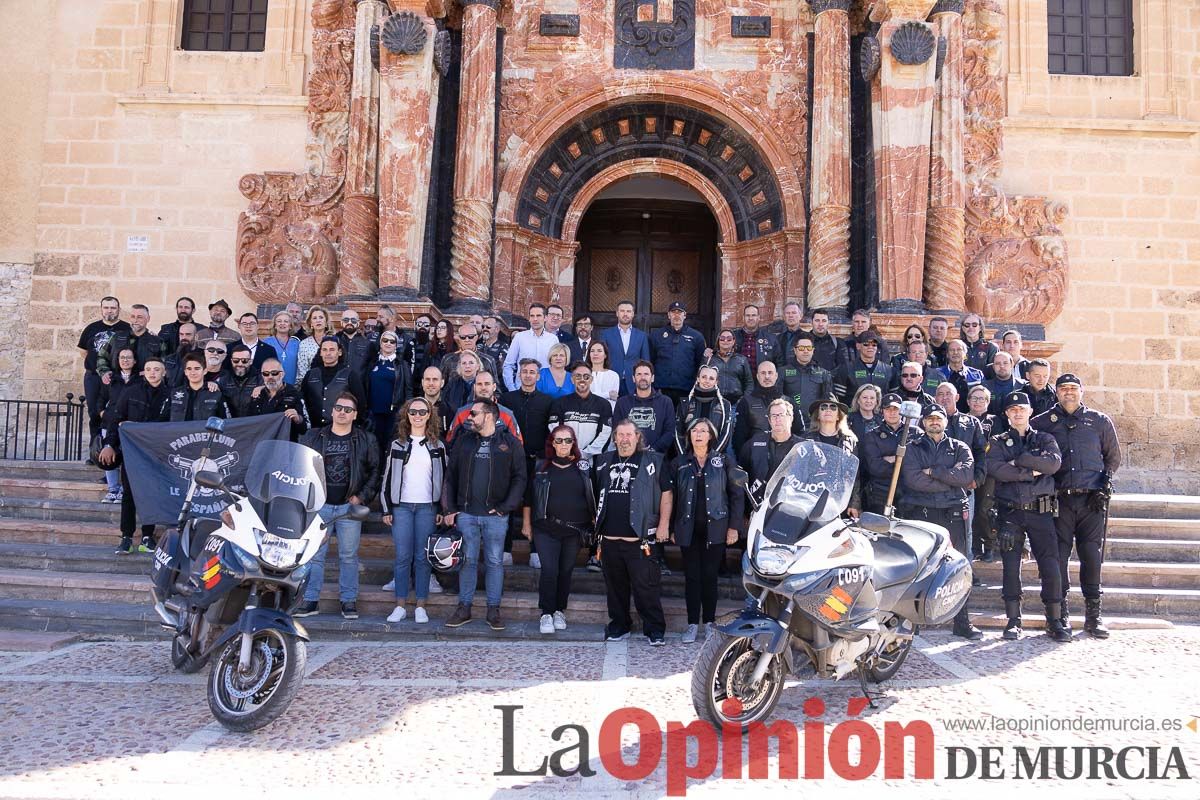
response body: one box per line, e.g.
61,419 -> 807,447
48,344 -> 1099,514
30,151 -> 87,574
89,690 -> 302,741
16,0 -> 312,401
998,1 -> 1200,493
0,263 -> 33,401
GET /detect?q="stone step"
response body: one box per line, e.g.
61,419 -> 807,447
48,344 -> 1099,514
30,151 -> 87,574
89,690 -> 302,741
971,559 -> 1200,590
0,564 -> 1191,625
0,460 -> 97,482
0,477 -> 109,501
1109,494 -> 1200,520
1104,537 -> 1200,562
0,596 -> 1171,643
1105,518 -> 1200,541
0,567 -> 739,627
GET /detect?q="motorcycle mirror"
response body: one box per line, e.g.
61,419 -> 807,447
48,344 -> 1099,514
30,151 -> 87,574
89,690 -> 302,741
193,470 -> 224,490
348,504 -> 370,522
899,400 -> 923,420
857,512 -> 892,535
205,416 -> 226,434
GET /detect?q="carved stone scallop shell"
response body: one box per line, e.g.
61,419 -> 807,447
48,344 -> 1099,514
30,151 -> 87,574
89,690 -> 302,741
860,35 -> 881,82
381,11 -> 427,56
889,20 -> 936,66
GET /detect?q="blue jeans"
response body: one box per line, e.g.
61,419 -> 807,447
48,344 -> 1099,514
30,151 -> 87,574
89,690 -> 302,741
304,503 -> 362,603
390,502 -> 437,602
457,512 -> 509,607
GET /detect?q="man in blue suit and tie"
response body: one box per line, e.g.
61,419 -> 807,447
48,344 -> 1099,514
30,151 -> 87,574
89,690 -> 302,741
600,300 -> 650,397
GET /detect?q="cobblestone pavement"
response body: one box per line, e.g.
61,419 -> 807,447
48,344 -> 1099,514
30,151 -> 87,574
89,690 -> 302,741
2,626 -> 1199,800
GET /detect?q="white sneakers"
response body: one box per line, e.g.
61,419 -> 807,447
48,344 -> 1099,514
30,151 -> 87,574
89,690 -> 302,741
388,606 -> 430,624
382,579 -> 396,592
704,623 -> 715,640
552,611 -> 567,630
681,624 -> 699,644
539,614 -> 555,634
502,552 -> 513,566
529,553 -> 541,569
428,575 -> 442,594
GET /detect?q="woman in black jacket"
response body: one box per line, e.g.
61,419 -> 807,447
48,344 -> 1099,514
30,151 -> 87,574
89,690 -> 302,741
523,424 -> 596,634
662,417 -> 744,644
97,347 -> 140,504
380,397 -> 446,625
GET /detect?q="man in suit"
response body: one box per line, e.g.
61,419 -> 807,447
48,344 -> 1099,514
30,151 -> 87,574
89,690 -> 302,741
567,314 -> 595,363
599,300 -> 650,397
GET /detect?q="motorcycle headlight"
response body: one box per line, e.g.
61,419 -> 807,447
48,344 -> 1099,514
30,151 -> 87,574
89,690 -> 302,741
253,528 -> 305,569
753,545 -> 798,576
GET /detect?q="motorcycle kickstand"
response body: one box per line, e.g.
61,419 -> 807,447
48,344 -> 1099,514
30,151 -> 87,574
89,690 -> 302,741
856,663 -> 883,710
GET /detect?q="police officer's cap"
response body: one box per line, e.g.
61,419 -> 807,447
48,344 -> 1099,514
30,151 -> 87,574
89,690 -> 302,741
1055,373 -> 1082,388
921,403 -> 949,420
668,301 -> 687,313
882,392 -> 903,409
1003,391 -> 1032,410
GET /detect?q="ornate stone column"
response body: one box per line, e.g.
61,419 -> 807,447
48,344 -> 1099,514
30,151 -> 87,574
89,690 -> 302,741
807,0 -> 852,314
449,0 -> 499,306
339,0 -> 387,298
924,0 -> 966,312
872,0 -> 939,310
377,8 -> 440,298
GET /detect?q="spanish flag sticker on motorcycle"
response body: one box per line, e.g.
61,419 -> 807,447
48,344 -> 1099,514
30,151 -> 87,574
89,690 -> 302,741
818,586 -> 854,621
203,556 -> 221,590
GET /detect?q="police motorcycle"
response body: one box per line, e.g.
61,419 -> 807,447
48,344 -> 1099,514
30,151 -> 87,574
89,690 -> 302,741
691,406 -> 972,730
149,418 -> 368,731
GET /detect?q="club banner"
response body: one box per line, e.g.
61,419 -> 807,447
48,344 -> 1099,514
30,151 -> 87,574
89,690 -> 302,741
120,413 -> 291,525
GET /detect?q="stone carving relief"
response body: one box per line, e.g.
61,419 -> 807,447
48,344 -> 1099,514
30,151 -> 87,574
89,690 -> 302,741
614,0 -> 696,70
961,0 -> 1068,325
236,0 -> 355,305
381,11 -> 427,56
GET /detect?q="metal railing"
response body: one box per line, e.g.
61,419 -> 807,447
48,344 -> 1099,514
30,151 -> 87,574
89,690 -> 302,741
0,394 -> 88,461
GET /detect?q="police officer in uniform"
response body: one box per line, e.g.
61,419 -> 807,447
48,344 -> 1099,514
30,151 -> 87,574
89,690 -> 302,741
899,404 -> 982,639
1032,373 -> 1121,638
859,393 -> 912,516
985,391 -> 1068,642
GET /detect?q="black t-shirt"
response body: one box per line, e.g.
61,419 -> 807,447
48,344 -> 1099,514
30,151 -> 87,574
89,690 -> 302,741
545,463 -> 591,526
465,434 -> 496,514
324,432 -> 353,505
78,320 -> 131,373
600,453 -> 641,539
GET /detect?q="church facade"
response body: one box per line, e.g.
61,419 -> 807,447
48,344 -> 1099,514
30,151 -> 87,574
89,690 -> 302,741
2,0 -> 1198,491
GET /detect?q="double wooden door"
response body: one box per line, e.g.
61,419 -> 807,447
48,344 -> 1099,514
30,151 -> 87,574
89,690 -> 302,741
574,199 -> 719,342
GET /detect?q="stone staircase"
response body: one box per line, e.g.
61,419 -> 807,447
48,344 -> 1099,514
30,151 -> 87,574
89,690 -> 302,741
0,460 -> 1196,639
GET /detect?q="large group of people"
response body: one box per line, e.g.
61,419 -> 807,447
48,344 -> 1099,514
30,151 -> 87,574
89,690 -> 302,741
79,295 -> 1121,642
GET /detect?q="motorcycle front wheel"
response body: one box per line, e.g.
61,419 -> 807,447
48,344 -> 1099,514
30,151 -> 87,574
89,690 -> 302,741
691,631 -> 785,731
207,628 -> 307,732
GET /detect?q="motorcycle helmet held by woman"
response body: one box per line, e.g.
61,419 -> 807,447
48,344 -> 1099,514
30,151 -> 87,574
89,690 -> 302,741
426,527 -> 464,573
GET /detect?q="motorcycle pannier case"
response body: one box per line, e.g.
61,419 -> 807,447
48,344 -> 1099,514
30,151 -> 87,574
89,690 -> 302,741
904,550 -> 972,626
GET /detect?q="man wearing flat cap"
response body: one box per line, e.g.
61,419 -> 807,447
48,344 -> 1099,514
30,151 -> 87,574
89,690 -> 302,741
1032,373 -> 1122,638
899,403 -> 981,639
986,391 -> 1068,643
196,298 -> 238,344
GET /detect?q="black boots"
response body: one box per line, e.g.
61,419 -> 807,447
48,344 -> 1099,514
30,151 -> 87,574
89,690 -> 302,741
952,605 -> 983,640
1084,597 -> 1110,639
1002,600 -> 1022,640
1044,602 -> 1073,642
1060,598 -> 1073,635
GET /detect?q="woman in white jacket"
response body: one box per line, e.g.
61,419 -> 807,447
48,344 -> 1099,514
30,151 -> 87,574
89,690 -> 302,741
586,340 -> 620,411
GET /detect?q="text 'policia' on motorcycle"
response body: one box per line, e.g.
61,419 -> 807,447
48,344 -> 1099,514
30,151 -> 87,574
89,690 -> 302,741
496,698 -> 937,794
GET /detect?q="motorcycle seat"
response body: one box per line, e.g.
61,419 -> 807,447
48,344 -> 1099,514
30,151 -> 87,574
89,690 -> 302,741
870,537 -> 922,589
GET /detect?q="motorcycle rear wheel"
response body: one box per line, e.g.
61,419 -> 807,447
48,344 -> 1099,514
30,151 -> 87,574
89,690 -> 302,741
866,621 -> 917,683
691,631 -> 785,732
207,628 -> 307,732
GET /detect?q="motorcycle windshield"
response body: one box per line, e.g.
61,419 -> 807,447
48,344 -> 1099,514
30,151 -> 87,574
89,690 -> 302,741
243,440 -> 327,511
762,440 -> 859,527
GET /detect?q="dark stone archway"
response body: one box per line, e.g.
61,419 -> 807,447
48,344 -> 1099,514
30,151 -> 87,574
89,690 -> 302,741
515,101 -> 785,243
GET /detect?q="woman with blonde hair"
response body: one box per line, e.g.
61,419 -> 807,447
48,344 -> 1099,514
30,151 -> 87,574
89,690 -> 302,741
380,396 -> 447,625
266,310 -> 301,384
296,305 -> 330,382
535,342 -> 573,398
847,383 -> 883,443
